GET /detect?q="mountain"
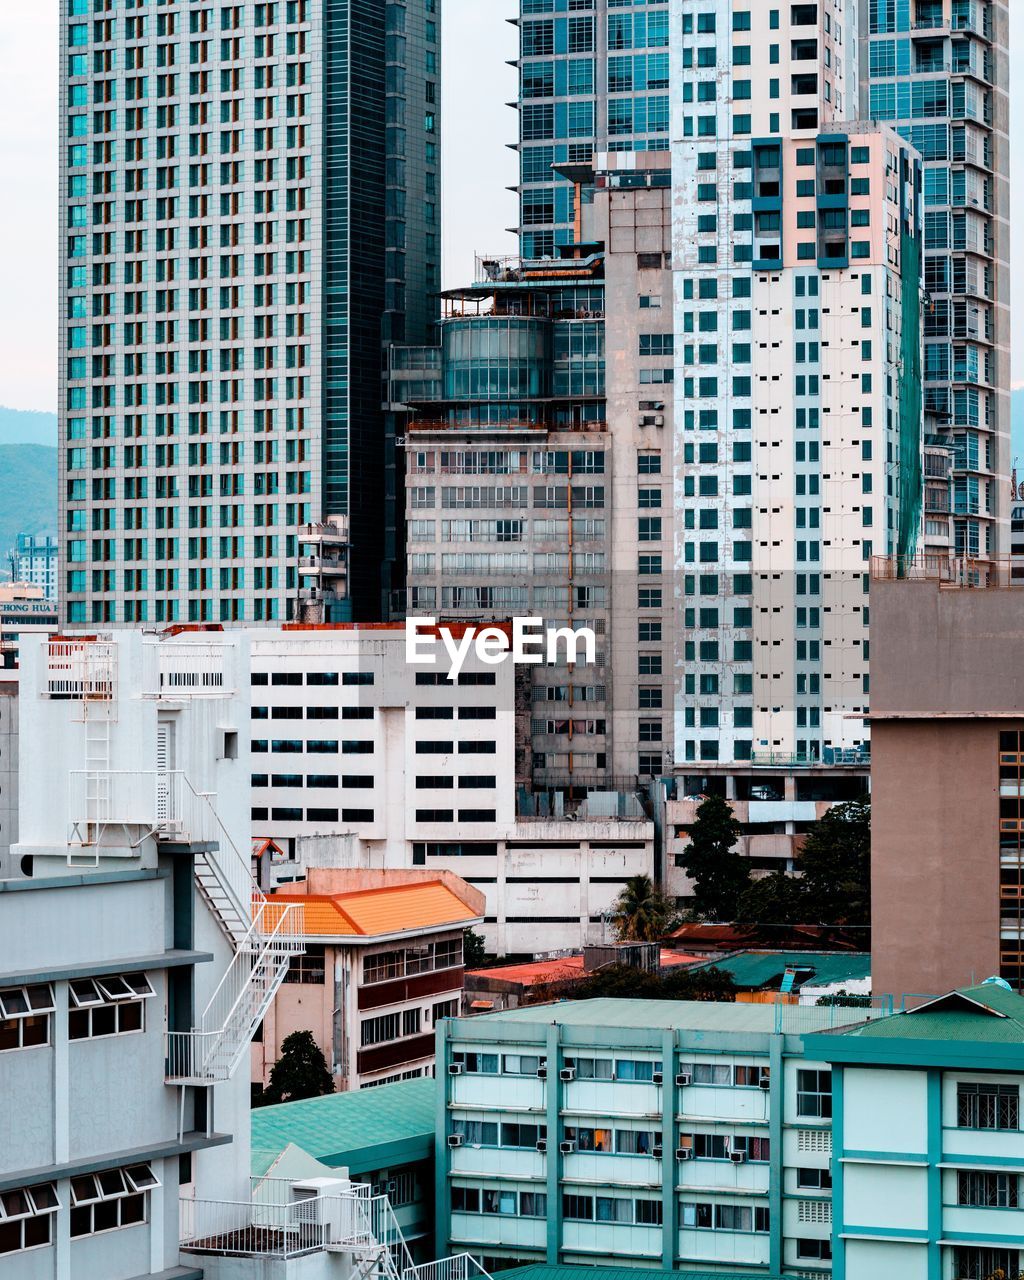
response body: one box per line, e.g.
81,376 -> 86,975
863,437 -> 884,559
0,443 -> 57,571
0,406 -> 57,449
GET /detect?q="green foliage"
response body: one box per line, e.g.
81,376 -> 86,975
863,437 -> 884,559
612,875 -> 676,942
463,927 -> 487,969
0,444 -> 57,567
735,871 -> 806,928
798,798 -> 871,927
258,1030 -> 334,1106
815,989 -> 872,1008
569,963 -> 736,1003
678,795 -> 750,921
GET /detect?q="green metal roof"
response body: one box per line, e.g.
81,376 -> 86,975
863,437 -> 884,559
503,1264 -> 784,1280
690,951 -> 871,992
473,996 -> 864,1035
838,983 -> 1024,1044
250,1078 -> 436,1177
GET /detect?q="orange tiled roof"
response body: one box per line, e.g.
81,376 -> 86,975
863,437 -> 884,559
264,880 -> 479,940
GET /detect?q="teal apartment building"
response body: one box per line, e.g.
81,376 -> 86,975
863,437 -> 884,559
435,998 -> 885,1278
809,980 -> 1024,1280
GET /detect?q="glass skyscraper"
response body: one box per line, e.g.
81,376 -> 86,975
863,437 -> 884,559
515,0 -> 670,257
862,0 -> 1011,558
59,0 -> 440,626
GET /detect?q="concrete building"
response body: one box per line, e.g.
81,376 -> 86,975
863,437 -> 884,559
861,0 -> 1012,561
398,150 -> 676,785
670,0 -> 925,770
248,625 -> 655,958
870,564 -> 1024,998
0,630 -> 294,1278
436,996 -> 886,1277
8,534 -> 58,602
252,1078 -> 438,1260
254,869 -> 483,1092
58,0 -> 440,626
809,980 -> 1024,1280
512,0 -> 670,258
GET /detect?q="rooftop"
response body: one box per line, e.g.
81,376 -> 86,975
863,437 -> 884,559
689,950 -> 871,992
504,1264 -> 783,1280
266,879 -> 481,940
467,996 -> 873,1035
467,950 -> 703,989
251,1078 -> 436,1177
837,983 -> 1024,1045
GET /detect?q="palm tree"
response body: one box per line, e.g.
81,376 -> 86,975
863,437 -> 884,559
612,875 -> 674,943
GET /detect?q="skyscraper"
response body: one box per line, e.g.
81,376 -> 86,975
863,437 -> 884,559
514,0 -> 671,257
59,0 -> 440,627
669,2 -> 923,776
861,0 -> 1011,560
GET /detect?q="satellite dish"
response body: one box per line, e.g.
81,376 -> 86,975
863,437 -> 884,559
981,976 -> 1012,991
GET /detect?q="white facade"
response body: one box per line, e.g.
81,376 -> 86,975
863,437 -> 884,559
250,627 -> 655,957
670,0 -> 923,768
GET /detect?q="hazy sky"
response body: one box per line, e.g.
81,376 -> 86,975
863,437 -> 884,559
0,1 -> 1017,415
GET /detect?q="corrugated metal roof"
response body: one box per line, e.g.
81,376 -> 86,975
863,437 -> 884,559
473,996 -> 856,1034
250,1078 -> 436,1175
468,950 -> 703,988
265,881 -> 479,938
503,1264 -> 784,1280
841,983 -> 1024,1044
690,950 -> 871,991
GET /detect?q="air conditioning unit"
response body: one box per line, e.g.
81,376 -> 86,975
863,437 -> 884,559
652,1145 -> 663,1158
536,1139 -> 548,1153
730,1151 -> 747,1164
537,1065 -> 548,1079
652,1071 -> 664,1085
559,1140 -> 576,1154
675,1148 -> 693,1162
759,1076 -> 771,1091
676,1071 -> 692,1087
447,1134 -> 464,1149
559,1067 -> 576,1082
448,1063 -> 463,1076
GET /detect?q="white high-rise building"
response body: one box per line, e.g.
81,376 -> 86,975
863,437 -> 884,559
670,0 -> 924,771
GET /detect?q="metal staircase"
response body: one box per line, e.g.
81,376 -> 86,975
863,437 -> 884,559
166,777 -> 304,1084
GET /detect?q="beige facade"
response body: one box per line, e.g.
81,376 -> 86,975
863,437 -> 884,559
870,571 -> 1024,999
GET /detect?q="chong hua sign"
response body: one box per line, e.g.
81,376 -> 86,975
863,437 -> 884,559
406,617 -> 596,682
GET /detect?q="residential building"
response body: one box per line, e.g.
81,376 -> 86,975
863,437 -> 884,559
0,584 -> 60,658
400,150 -> 676,784
58,0 -> 440,627
512,0 -> 670,258
684,951 -> 872,1005
8,533 -> 58,601
248,625 -> 655,957
437,996 -> 886,1276
869,563 -> 1024,997
0,630 -> 294,1277
254,869 -> 483,1091
252,1077 -> 437,1259
861,0 -> 1012,560
808,980 -> 1024,1280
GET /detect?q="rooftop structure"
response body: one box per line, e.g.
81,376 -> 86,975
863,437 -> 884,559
256,869 -> 483,1092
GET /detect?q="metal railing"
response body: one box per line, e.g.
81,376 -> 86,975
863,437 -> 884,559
45,639 -> 116,698
776,996 -> 893,1035
151,640 -> 233,697
872,553 -> 1020,588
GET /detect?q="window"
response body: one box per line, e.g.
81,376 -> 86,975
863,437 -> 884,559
952,1248 -> 1020,1280
0,985 -> 54,1052
452,1119 -> 498,1145
796,1069 -> 832,1118
615,1127 -> 660,1154
797,1167 -> 832,1190
957,1082 -> 1019,1131
361,1012 -> 401,1046
68,973 -> 154,1039
565,1125 -> 613,1153
70,1164 -> 158,1238
566,1055 -> 613,1080
502,1053 -> 543,1076
284,945 -> 325,985
957,1171 -> 1018,1209
501,1121 -> 544,1148
452,1051 -> 499,1074
0,1183 -> 60,1254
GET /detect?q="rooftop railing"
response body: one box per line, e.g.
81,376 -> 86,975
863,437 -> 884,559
872,553 -> 1019,588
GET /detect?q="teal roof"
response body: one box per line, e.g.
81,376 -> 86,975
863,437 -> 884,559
503,1264 -> 783,1280
838,983 -> 1024,1045
691,950 -> 871,992
251,1078 -> 436,1177
472,996 -> 869,1035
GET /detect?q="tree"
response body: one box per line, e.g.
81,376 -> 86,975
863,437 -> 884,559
258,1030 -> 334,1106
678,795 -> 750,921
612,874 -> 675,942
566,963 -> 736,1003
797,798 -> 871,927
735,870 -> 808,932
463,927 -> 487,969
